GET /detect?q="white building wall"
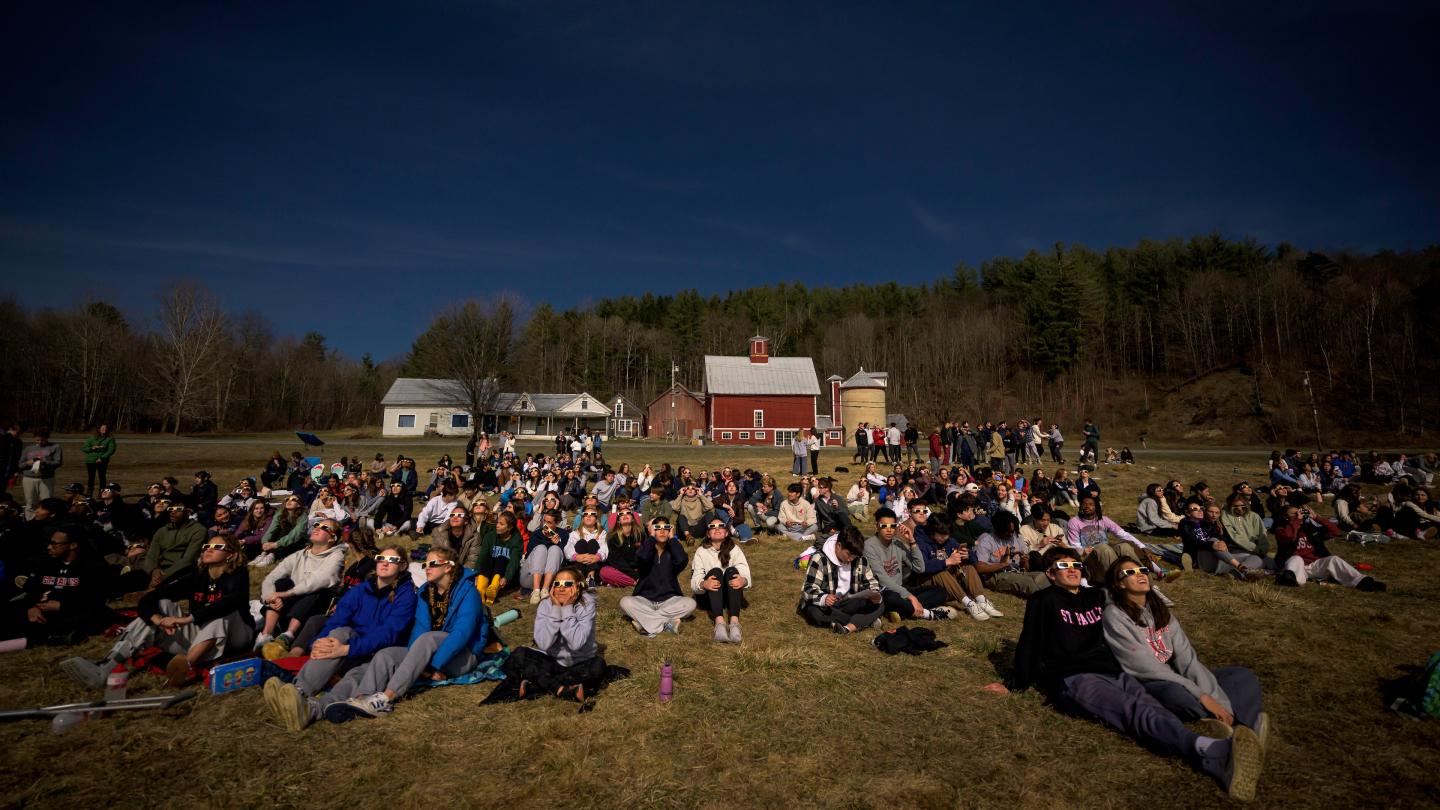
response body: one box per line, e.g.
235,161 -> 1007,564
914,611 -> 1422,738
382,406 -> 472,437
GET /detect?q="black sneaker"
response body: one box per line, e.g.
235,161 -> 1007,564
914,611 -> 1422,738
1275,570 -> 1299,587
831,622 -> 852,635
1356,577 -> 1387,592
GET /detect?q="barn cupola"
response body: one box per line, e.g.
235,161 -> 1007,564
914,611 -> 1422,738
748,335 -> 770,364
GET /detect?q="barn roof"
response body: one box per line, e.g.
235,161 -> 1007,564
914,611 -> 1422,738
644,384 -> 706,409
704,355 -> 821,396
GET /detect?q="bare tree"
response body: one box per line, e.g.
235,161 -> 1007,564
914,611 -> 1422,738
150,283 -> 227,434
411,299 -> 515,443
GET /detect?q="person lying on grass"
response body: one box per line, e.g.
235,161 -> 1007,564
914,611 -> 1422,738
1271,504 -> 1386,591
690,517 -> 751,643
1101,557 -> 1270,745
62,532 -> 254,689
263,543 -> 418,731
1004,546 -> 1266,802
862,507 -> 956,623
484,565 -> 609,704
797,526 -> 884,634
321,547 -> 492,723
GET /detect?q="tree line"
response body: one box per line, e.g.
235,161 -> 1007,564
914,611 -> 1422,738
4,236 -> 1436,442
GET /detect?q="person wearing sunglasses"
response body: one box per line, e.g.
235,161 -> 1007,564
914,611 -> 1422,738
690,517 -> 752,643
863,508 -> 956,624
1179,502 -> 1263,580
470,511 -> 524,605
1066,496 -> 1161,586
1220,494 -> 1270,559
523,509 -> 568,604
138,500 -> 206,591
263,543 -> 418,731
253,518 -> 347,657
566,509 -> 610,587
484,564 -> 612,705
599,511 -> 645,588
1102,558 -> 1270,747
431,505 -> 472,555
256,494 -> 312,566
1005,546 -> 1264,801
63,533 -> 253,690
619,518 -> 697,637
322,547 -> 491,722
4,527 -> 113,648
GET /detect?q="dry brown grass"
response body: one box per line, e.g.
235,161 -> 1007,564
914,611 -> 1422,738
2,436 -> 1438,808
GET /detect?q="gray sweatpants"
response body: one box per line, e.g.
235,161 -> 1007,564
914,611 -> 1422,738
316,630 -> 478,706
22,476 -> 54,518
618,595 -> 696,635
522,546 -> 563,580
110,599 -> 253,663
295,627 -> 355,698
1283,555 -> 1364,587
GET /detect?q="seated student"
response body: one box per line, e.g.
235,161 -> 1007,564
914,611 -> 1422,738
1136,484 -> 1180,536
618,517 -> 697,637
710,480 -> 754,543
1006,546 -> 1265,801
746,476 -> 783,535
690,517 -> 752,643
1065,496 -> 1157,585
429,504 -> 472,553
670,483 -> 714,542
1392,485 -> 1439,541
863,508 -> 956,622
845,479 -> 873,521
1019,507 -> 1067,569
526,492 -> 562,532
973,511 -> 1050,598
797,526 -> 884,634
1271,504 -> 1386,591
62,533 -> 254,689
486,565 -> 612,704
523,510 -> 567,604
599,510 -> 645,588
813,477 -> 852,537
140,501 -> 207,590
262,543 -> 418,731
415,481 -> 460,536
255,494 -> 312,566
1102,558 -> 1270,743
321,547 -> 491,722
777,482 -> 819,543
565,508 -> 609,586
470,511 -> 524,605
254,517 -> 347,655
914,515 -> 1002,622
1219,494 -> 1270,559
639,484 -> 676,529
374,481 -> 413,538
1179,502 -> 1265,579
4,526 -> 113,648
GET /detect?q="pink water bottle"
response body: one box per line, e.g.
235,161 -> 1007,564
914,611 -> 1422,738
105,665 -> 129,704
659,661 -> 673,703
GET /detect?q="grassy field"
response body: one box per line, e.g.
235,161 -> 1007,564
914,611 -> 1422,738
3,435 -> 1438,809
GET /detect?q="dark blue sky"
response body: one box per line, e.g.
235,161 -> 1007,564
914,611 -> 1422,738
3,1 -> 1436,360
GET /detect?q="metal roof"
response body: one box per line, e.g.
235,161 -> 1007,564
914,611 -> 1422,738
644,384 -> 706,409
840,368 -> 889,390
380,378 -> 470,406
704,355 -> 821,396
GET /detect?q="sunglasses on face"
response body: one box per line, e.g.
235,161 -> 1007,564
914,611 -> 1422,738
583,511 -> 599,517
877,521 -> 898,528
551,579 -> 577,589
651,523 -> 672,531
707,522 -> 727,530
1052,561 -> 1083,571
1119,567 -> 1146,579
374,554 -> 403,564
201,543 -> 229,552
314,524 -> 336,535
422,559 -> 452,569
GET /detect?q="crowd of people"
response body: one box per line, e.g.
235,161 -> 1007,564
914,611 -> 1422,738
3,420 -> 1435,800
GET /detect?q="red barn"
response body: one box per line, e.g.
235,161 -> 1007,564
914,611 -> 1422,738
704,336 -> 821,447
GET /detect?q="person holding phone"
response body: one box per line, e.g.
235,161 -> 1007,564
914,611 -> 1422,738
797,525 -> 884,634
522,509 -> 567,604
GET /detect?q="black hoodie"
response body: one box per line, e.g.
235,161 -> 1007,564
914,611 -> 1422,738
1009,584 -> 1120,693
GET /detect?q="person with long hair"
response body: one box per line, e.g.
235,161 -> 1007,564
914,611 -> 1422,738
263,542 -> 418,731
599,510 -> 645,587
1136,483 -> 1179,537
321,547 -> 491,722
430,504 -> 471,553
1393,485 -> 1439,540
471,511 -> 524,605
566,508 -> 609,586
62,533 -> 254,689
255,494 -> 311,565
1102,557 -> 1269,743
690,517 -> 752,643
483,564 -> 613,704
1065,495 -> 1155,585
254,517 -> 348,656
523,509 -> 567,603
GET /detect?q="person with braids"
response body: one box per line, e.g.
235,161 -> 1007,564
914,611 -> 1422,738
690,517 -> 752,643
263,541 -> 418,731
61,533 -> 253,689
482,565 -> 611,704
321,547 -> 491,722
1102,557 -> 1269,746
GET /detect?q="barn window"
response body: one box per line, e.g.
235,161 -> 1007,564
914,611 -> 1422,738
753,410 -> 764,428
721,431 -> 733,440
774,429 -> 797,448
739,431 -> 750,440
397,414 -> 416,428
754,431 -> 766,440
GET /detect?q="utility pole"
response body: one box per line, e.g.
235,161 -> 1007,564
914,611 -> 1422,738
669,362 -> 678,443
1303,371 -> 1322,451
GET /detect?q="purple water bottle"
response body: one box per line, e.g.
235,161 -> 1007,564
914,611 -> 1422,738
659,661 -> 673,703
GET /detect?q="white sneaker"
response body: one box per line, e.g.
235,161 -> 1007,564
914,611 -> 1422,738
930,606 -> 959,620
249,552 -> 275,567
540,588 -> 550,600
978,597 -> 1004,618
252,633 -> 273,651
965,601 -> 990,621
528,589 -> 542,605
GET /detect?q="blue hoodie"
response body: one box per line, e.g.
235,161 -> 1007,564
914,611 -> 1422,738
319,576 -> 418,659
410,567 -> 491,670
912,527 -> 962,575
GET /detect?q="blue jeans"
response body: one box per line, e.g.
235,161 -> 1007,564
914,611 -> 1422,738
1141,666 -> 1263,729
792,455 -> 805,475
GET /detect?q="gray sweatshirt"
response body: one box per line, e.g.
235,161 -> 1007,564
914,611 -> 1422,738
534,591 -> 597,667
1135,497 -> 1172,533
1102,602 -> 1231,712
862,535 -> 926,600
20,442 -> 62,479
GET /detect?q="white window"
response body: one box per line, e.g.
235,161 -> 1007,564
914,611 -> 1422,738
739,431 -> 750,439
451,413 -> 470,428
580,398 -> 589,410
614,401 -> 624,417
616,419 -> 634,434
774,429 -> 797,448
753,410 -> 764,428
397,414 -> 416,428
721,431 -> 733,440
754,430 -> 766,440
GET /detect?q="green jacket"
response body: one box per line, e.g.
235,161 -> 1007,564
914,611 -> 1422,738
82,435 -> 117,464
142,520 -> 206,579
476,528 -> 524,582
262,510 -> 312,549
